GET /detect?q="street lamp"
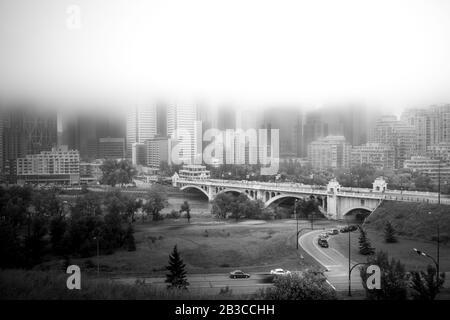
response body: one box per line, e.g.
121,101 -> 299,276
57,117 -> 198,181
93,236 -> 100,276
413,248 -> 440,285
295,199 -> 299,250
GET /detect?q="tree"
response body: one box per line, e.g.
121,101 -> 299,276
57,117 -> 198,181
143,186 -> 167,221
211,193 -> 234,219
410,265 -> 445,300
180,201 -> 191,223
165,245 -> 189,289
49,216 -> 67,255
124,224 -> 136,251
358,226 -> 375,255
259,269 -> 336,300
384,221 -> 397,243
100,159 -> 136,187
360,251 -> 408,300
294,197 -> 319,220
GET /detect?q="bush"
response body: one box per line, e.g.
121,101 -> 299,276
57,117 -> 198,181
258,269 -> 336,300
167,210 -> 181,219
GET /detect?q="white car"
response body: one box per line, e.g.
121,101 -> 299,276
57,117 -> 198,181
270,268 -> 291,276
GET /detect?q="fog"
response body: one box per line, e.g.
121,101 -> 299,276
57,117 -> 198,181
1,0 -> 450,113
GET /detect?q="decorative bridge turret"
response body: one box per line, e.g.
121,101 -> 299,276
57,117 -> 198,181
172,173 -> 447,220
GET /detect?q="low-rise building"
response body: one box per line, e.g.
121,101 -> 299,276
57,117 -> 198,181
178,164 -> 211,180
16,146 -> 80,185
404,156 -> 450,183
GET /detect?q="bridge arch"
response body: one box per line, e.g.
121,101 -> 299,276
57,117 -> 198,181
216,188 -> 253,200
342,206 -> 373,216
180,185 -> 211,200
264,194 -> 308,208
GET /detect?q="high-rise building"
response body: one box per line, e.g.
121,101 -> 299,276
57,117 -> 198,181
351,143 -> 395,170
16,146 -> 80,185
146,137 -> 173,168
167,104 -> 201,164
307,135 -> 351,170
369,115 -> 416,168
427,142 -> 450,162
126,105 -> 157,157
132,142 -> 147,166
98,137 -> 125,159
262,107 -> 303,158
2,107 -> 57,167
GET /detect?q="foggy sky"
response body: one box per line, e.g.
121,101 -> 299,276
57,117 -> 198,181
1,0 -> 450,114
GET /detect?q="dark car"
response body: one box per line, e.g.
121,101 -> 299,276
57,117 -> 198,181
318,238 -> 329,248
230,270 -> 250,279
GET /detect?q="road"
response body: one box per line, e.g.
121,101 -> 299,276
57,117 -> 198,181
111,273 -> 274,295
298,229 -> 450,292
298,229 -> 364,292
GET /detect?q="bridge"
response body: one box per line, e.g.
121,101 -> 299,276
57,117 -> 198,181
172,174 -> 447,220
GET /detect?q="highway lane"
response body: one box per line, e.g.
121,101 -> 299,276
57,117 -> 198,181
298,230 -> 364,291
111,273 -> 274,295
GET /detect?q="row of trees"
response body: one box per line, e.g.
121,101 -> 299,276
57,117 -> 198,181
210,192 -> 321,221
0,184 -> 171,269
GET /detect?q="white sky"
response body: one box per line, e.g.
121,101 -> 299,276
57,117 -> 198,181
0,0 -> 450,113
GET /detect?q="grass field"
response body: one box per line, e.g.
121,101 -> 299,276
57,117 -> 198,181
66,218 -> 334,276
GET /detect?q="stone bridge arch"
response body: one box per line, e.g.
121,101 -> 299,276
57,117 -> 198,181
216,188 -> 253,200
264,194 -> 307,208
180,185 -> 211,201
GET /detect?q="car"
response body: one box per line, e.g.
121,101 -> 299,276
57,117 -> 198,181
319,233 -> 329,239
229,270 -> 250,279
329,229 -> 339,235
318,238 -> 329,248
270,268 -> 291,276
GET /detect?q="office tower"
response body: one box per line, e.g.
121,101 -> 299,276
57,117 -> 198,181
2,107 -> 57,162
303,105 -> 378,156
167,104 -> 201,164
0,111 -> 4,173
262,107 -> 303,158
126,105 -> 157,157
132,142 -> 147,166
146,137 -> 172,168
307,135 -> 351,170
369,115 -> 416,169
351,143 -> 395,170
16,146 -> 80,185
98,137 -> 126,159
427,142 -> 450,162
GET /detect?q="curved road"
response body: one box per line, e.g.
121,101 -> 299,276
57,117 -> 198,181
299,230 -> 363,291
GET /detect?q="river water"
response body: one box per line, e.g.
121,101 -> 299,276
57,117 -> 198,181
162,190 -> 212,217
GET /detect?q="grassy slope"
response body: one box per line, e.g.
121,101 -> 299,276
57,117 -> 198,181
329,200 -> 450,272
364,201 -> 450,242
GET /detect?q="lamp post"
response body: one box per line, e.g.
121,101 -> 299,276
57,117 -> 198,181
295,199 -> 299,250
413,248 -> 440,286
93,236 -> 99,276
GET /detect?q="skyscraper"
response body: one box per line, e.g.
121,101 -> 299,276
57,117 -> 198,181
369,115 -> 416,168
126,105 -> 157,157
307,135 -> 351,170
167,104 -> 201,164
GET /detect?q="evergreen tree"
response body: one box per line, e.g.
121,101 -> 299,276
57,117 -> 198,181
165,245 -> 189,289
410,265 -> 445,300
358,227 -> 375,255
124,224 -> 136,251
384,221 -> 397,243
